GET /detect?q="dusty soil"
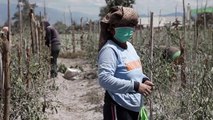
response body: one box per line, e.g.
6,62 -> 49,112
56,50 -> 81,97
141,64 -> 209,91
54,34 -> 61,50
46,58 -> 104,120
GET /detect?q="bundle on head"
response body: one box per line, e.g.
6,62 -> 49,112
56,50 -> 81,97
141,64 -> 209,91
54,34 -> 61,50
101,6 -> 139,27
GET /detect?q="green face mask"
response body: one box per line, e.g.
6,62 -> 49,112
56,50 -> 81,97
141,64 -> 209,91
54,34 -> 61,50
114,27 -> 134,43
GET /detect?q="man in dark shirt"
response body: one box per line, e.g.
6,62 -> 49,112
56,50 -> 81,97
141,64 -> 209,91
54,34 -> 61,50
43,21 -> 61,78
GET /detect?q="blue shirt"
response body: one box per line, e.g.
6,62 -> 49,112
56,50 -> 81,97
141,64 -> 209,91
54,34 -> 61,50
98,40 -> 148,112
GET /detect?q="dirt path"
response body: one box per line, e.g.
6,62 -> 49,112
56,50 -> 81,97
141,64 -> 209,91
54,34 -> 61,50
46,58 -> 104,120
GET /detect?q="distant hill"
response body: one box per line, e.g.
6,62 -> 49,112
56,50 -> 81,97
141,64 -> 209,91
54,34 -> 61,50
35,7 -> 99,24
139,14 -> 149,17
0,3 -> 99,26
162,12 -> 183,17
139,12 -> 183,17
0,3 -> 183,26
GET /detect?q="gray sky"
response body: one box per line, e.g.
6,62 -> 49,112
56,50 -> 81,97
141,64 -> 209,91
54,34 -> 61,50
2,0 -> 213,15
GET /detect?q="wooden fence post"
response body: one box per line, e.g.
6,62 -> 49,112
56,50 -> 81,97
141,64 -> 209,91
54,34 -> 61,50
35,21 -> 39,54
149,12 -> 154,120
29,8 -> 35,54
3,0 -> 11,119
18,2 -> 23,78
0,50 -> 3,118
181,0 -> 186,89
38,12 -> 42,55
72,24 -> 76,53
80,17 -> 84,51
3,36 -> 10,120
0,0 -> 1,102
180,0 -> 187,116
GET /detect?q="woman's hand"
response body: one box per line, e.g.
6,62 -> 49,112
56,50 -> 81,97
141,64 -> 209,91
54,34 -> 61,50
138,81 -> 154,96
144,80 -> 154,89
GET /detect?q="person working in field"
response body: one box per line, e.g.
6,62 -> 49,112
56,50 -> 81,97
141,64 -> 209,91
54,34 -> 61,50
162,46 -> 181,64
43,21 -> 61,78
161,46 -> 182,82
98,6 -> 154,120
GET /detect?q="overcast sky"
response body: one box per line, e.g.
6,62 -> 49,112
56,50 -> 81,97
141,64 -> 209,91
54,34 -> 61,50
1,0 -> 213,15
